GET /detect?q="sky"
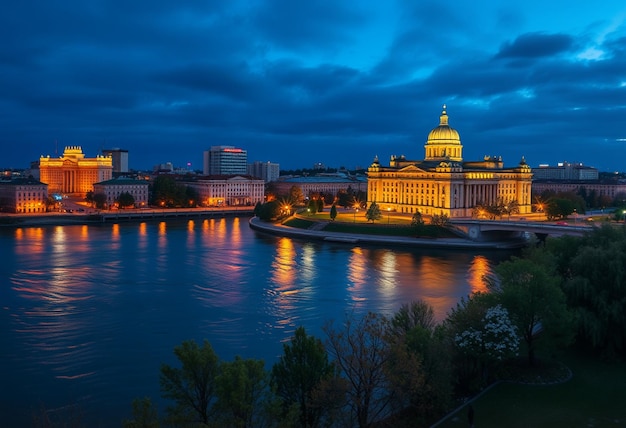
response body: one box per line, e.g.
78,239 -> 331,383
2,1 -> 625,172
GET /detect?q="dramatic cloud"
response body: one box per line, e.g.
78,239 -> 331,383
1,1 -> 625,172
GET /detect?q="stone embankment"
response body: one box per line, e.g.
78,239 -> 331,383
249,217 -> 527,250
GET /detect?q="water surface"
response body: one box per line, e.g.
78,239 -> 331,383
0,217 -> 512,426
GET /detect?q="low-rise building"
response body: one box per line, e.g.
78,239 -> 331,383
187,175 -> 265,206
532,162 -> 598,181
93,177 -> 149,208
0,177 -> 48,213
273,174 -> 367,198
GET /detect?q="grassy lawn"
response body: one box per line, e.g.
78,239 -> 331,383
282,212 -> 458,238
435,350 -> 626,428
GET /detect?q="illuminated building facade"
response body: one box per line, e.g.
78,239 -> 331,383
203,146 -> 248,175
39,146 -> 113,195
367,106 -> 533,218
187,175 -> 265,206
93,177 -> 149,208
0,178 -> 48,213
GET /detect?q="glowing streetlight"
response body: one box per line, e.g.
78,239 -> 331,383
387,207 -> 391,224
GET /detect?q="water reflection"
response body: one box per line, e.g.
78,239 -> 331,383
0,218 -> 511,427
467,255 -> 491,294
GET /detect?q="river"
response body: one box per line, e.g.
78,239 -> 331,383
0,216 -> 515,426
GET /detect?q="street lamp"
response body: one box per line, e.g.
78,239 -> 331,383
387,207 -> 391,224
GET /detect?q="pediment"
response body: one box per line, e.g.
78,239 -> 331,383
398,164 -> 429,173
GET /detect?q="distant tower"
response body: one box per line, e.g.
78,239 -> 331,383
102,148 -> 129,173
203,146 -> 248,175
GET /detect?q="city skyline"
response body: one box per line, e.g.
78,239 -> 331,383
2,1 -> 625,172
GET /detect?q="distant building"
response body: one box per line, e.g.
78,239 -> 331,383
102,148 -> 129,173
0,177 -> 48,213
532,162 -> 598,181
93,177 -> 149,208
186,175 -> 265,206
203,146 -> 248,176
367,106 -> 533,217
532,181 -> 626,201
273,174 -> 367,198
39,146 -> 113,195
248,161 -> 280,182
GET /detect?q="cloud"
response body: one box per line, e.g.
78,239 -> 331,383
495,32 -> 574,58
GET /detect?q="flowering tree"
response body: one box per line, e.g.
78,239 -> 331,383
454,304 -> 520,363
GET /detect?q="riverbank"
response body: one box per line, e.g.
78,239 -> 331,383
249,217 -> 528,250
0,207 -> 255,227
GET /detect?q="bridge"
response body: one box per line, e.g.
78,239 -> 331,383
449,219 -> 595,242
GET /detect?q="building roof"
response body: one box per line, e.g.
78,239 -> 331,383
426,104 -> 460,143
94,177 -> 148,185
0,177 -> 46,186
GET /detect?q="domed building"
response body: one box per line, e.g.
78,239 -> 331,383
367,105 -> 532,218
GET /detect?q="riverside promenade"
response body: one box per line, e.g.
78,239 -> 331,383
249,217 -> 528,250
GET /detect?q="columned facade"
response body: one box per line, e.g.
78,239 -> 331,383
39,146 -> 113,196
367,106 -> 532,218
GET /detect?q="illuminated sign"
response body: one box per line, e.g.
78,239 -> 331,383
222,148 -> 243,153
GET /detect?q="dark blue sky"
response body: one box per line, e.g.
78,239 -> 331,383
2,1 -> 625,172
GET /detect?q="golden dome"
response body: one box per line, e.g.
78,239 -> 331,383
427,105 -> 460,143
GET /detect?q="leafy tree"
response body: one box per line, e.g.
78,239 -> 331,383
555,225 -> 626,358
330,204 -> 337,221
254,201 -> 262,217
431,213 -> 450,227
307,198 -> 318,215
271,326 -> 335,427
215,356 -> 269,427
289,185 -> 304,206
443,293 -> 498,393
337,190 -> 351,208
323,312 -> 393,428
160,339 -> 219,425
545,197 -> 575,220
366,202 -> 382,223
85,191 -> 94,205
257,201 -> 280,221
93,192 -> 107,209
387,301 -> 452,422
317,198 -> 324,213
123,397 -> 160,428
491,258 -> 574,366
411,212 -> 424,227
117,191 -> 135,208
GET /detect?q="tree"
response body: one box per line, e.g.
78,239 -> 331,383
93,192 -> 107,209
317,198 -> 324,213
431,213 -> 450,227
388,301 -> 452,422
491,258 -> 573,366
160,339 -> 219,425
215,356 -> 269,427
123,397 -> 160,428
330,204 -> 338,221
271,326 -> 335,427
554,225 -> 626,358
323,312 -> 393,428
307,198 -> 318,215
366,202 -> 382,223
411,212 -> 424,227
289,185 -> 304,206
118,191 -> 135,208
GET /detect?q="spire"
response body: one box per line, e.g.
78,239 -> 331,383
439,104 -> 449,126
